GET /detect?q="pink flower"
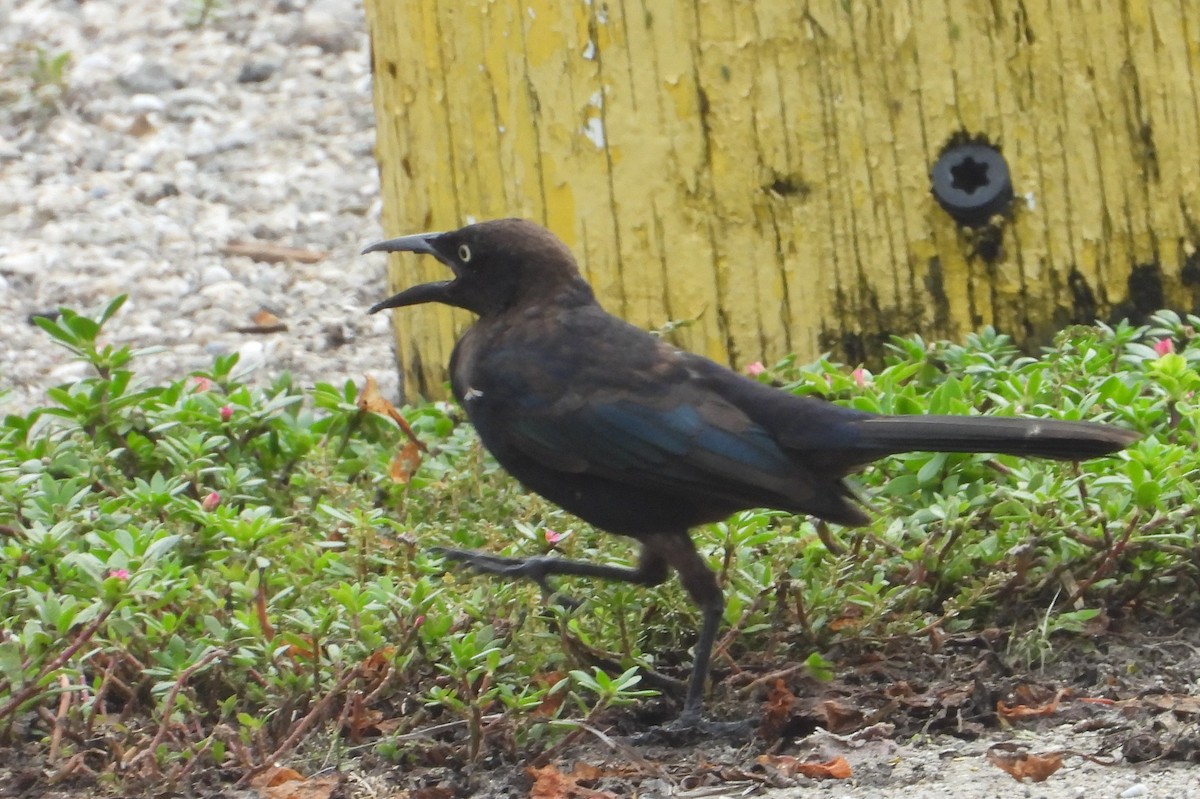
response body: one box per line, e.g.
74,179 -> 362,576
1153,338 -> 1175,356
744,361 -> 766,377
544,528 -> 563,544
852,367 -> 871,387
191,376 -> 213,392
414,615 -> 425,628
108,568 -> 130,581
220,405 -> 233,422
201,492 -> 221,512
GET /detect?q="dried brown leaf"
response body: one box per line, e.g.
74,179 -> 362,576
526,764 -> 617,799
757,679 -> 795,740
1144,694 -> 1200,715
236,309 -> 288,334
343,692 -> 381,744
262,773 -> 340,799
821,698 -> 866,733
361,646 -> 395,680
997,689 -> 1065,720
986,745 -> 1064,783
252,765 -> 341,798
756,754 -> 852,780
359,375 -> 427,450
285,636 -> 317,663
532,671 -> 569,717
828,614 -> 860,632
251,766 -> 304,789
390,439 -> 422,484
359,375 -> 427,482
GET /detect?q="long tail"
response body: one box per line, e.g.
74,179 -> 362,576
850,415 -> 1139,461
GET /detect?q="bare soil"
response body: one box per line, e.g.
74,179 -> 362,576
4,622 -> 1198,798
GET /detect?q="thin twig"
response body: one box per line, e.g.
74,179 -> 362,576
530,705 -> 614,769
84,653 -> 118,737
731,663 -> 806,696
47,752 -> 95,785
167,732 -> 220,784
386,713 -> 504,743
360,666 -> 397,706
237,664 -> 364,787
47,674 -> 73,762
130,647 -> 227,773
1067,512 -> 1142,606
713,590 -> 769,674
0,604 -> 114,723
537,721 -> 667,778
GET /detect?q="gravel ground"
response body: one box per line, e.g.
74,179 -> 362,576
2,2 -> 1198,797
1,0 -> 397,416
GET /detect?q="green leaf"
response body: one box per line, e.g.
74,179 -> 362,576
145,534 -> 182,563
64,314 -> 100,343
0,640 -> 24,682
98,294 -> 128,326
32,316 -> 79,348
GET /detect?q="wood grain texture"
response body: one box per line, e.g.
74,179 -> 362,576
364,0 -> 1200,400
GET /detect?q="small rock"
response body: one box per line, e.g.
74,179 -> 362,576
0,138 -> 21,161
129,93 -> 167,113
117,62 -> 180,95
166,88 -> 220,123
289,3 -> 358,53
369,314 -> 393,336
323,321 -> 353,349
235,339 -> 266,369
150,275 -> 193,300
133,177 -> 180,205
237,61 -> 278,83
1119,785 -> 1148,799
200,265 -> 233,286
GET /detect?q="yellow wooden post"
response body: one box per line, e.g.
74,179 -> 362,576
363,0 -> 1200,400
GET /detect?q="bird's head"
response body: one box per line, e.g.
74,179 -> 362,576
364,218 -> 591,317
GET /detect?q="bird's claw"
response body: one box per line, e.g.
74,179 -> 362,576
429,546 -> 523,572
428,547 -> 583,608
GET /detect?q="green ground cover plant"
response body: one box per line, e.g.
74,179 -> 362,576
1,296 -> 1196,787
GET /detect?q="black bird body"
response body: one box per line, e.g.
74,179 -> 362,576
451,302 -> 869,533
366,218 -> 1138,722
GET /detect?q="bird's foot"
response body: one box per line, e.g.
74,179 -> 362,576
428,547 -> 582,608
630,710 -> 756,747
429,546 -> 531,575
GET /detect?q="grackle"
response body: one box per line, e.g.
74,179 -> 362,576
364,218 -> 1138,726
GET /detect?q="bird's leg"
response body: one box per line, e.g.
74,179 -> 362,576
682,596 -> 723,720
430,545 -> 668,606
666,535 -> 725,721
632,532 -> 755,743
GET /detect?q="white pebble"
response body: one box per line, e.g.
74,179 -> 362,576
200,266 -> 233,286
130,94 -> 167,113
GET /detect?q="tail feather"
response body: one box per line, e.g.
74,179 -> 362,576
850,415 -> 1139,461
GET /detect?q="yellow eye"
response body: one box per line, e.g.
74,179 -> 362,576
458,244 -> 472,262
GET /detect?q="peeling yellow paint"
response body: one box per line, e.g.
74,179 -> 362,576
365,0 -> 1200,400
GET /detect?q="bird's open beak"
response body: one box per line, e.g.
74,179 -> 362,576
363,232 -> 453,313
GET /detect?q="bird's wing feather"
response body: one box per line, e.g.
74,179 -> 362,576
505,393 -> 815,504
